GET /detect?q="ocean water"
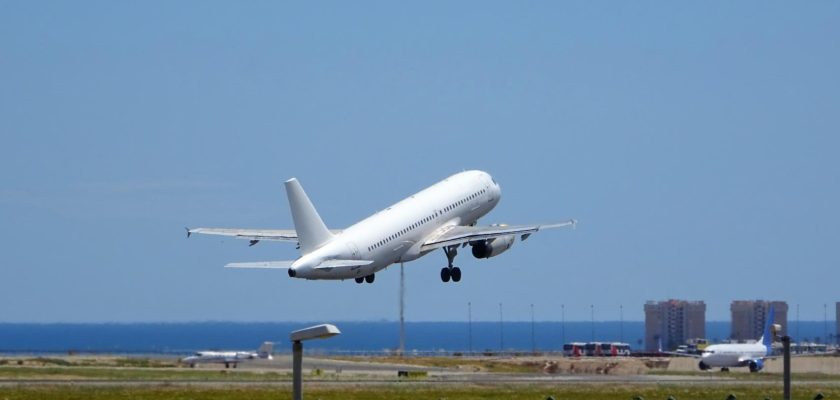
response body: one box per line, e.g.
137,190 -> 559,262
0,321 -> 833,354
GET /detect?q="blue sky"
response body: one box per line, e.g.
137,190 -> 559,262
1,1 -> 838,322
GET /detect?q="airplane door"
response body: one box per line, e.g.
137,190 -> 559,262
345,242 -> 360,260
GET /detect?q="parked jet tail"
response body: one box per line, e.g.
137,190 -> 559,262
257,341 -> 274,359
284,178 -> 334,254
759,305 -> 776,354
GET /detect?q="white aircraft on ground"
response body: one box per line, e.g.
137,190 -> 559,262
180,341 -> 273,368
187,170 -> 575,284
673,306 -> 780,372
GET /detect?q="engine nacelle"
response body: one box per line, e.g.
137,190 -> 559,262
471,235 -> 515,259
748,359 -> 764,373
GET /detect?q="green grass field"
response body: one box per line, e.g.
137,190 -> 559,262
0,384 -> 837,400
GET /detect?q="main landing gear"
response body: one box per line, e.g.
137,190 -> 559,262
440,246 -> 462,283
355,274 -> 375,284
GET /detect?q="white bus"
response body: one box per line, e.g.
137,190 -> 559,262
562,342 -> 587,357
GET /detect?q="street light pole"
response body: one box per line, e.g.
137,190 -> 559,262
620,304 -> 624,343
468,302 -> 473,354
290,324 -> 341,400
292,340 -> 303,400
530,303 -> 536,354
561,304 -> 565,346
399,263 -> 405,356
499,302 -> 504,352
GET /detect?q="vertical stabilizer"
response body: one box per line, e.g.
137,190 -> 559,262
285,178 -> 334,254
258,341 -> 274,359
760,305 -> 776,353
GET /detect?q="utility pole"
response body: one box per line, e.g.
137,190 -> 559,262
590,304 -> 595,342
499,302 -> 504,352
825,303 -> 828,344
468,302 -> 473,354
561,304 -> 566,346
530,303 -> 536,354
399,263 -> 405,356
620,304 -> 624,343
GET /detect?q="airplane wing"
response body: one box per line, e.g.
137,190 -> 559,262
420,219 -> 576,251
186,228 -> 342,242
662,351 -> 701,359
225,259 -> 374,270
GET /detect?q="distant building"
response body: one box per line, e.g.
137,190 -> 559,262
730,300 -> 788,341
644,299 -> 706,352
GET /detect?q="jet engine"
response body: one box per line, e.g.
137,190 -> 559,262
748,359 -> 764,373
698,361 -> 710,371
471,235 -> 515,259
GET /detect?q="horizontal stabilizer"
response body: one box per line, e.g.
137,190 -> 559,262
225,261 -> 295,269
188,227 -> 299,241
314,259 -> 374,270
224,259 -> 374,270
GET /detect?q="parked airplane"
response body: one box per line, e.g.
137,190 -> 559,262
676,306 -> 780,372
180,341 -> 273,368
187,170 -> 575,284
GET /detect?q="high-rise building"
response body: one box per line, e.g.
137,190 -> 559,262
730,300 -> 788,341
644,299 -> 706,351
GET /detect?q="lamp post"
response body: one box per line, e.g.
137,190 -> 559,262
620,304 -> 624,343
468,302 -> 473,354
561,304 -> 565,347
290,324 -> 341,400
530,303 -> 536,354
499,303 -> 504,352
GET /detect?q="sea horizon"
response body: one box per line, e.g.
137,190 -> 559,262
1,321 -> 834,354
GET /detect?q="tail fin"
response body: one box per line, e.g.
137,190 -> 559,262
257,341 -> 274,359
760,305 -> 776,353
284,178 -> 334,254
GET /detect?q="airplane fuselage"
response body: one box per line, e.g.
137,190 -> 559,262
290,170 -> 501,280
181,351 -> 257,367
700,342 -> 768,368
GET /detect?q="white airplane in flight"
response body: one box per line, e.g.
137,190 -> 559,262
180,341 -> 273,368
675,306 -> 780,372
188,170 -> 575,284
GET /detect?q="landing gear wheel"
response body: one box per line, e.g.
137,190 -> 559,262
365,274 -> 375,284
721,367 -> 730,372
355,277 -> 364,284
440,267 -> 451,282
451,267 -> 462,282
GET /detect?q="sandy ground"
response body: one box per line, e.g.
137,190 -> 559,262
5,353 -> 840,377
